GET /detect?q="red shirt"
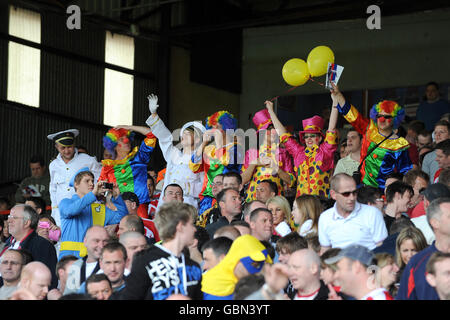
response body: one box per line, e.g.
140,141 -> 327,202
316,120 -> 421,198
363,288 -> 393,300
141,218 -> 160,242
409,200 -> 426,218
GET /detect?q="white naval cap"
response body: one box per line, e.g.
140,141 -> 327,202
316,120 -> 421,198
180,121 -> 206,138
47,129 -> 79,146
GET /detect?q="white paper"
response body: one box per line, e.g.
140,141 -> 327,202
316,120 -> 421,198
325,62 -> 344,89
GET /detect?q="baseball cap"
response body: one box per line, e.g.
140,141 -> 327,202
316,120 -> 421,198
324,244 -> 374,266
420,183 -> 450,202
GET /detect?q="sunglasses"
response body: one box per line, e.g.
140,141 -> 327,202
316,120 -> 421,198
304,134 -> 319,139
336,190 -> 357,197
376,114 -> 393,120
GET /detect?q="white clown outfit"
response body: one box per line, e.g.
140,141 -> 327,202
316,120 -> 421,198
146,115 -> 205,210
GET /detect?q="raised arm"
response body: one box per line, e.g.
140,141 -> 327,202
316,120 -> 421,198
327,86 -> 340,132
265,100 -> 287,136
331,83 -> 369,135
114,125 -> 151,136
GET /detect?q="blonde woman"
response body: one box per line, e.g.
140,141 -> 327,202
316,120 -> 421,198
374,253 -> 399,298
266,196 -> 293,236
395,227 -> 428,277
291,195 -> 323,237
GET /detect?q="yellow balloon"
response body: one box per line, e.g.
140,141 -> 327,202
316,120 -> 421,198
307,46 -> 335,77
282,58 -> 310,87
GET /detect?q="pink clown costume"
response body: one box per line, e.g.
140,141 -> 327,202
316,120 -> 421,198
242,109 -> 295,201
280,116 -> 337,197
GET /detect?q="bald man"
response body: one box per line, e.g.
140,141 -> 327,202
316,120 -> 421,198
64,225 -> 109,295
214,225 -> 241,240
18,261 -> 52,300
287,249 -> 329,300
119,231 -> 149,274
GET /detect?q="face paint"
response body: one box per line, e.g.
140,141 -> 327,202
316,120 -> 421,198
122,137 -> 130,144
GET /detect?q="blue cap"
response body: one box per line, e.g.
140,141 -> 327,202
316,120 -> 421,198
69,167 -> 90,187
324,244 -> 374,266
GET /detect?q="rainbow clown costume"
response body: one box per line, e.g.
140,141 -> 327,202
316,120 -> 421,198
100,128 -> 156,218
201,235 -> 272,300
281,116 -> 338,197
337,100 -> 412,189
189,110 -> 243,214
242,108 -> 295,202
58,168 -> 128,259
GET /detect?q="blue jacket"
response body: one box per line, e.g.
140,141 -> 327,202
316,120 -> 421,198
59,192 -> 128,259
396,242 -> 437,300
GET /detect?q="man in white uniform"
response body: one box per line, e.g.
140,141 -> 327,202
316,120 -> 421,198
47,129 -> 101,226
145,94 -> 205,210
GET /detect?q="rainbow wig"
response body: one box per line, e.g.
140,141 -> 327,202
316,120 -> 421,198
369,100 -> 405,129
103,128 -> 135,159
205,110 -> 237,131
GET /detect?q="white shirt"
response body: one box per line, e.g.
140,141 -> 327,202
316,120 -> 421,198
299,219 -> 314,237
318,202 -> 388,250
146,115 -> 204,210
411,215 -> 435,245
333,154 -> 359,176
361,288 -> 392,300
85,261 -> 97,279
49,149 -> 101,226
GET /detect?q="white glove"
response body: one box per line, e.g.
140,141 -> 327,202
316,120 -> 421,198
147,94 -> 159,114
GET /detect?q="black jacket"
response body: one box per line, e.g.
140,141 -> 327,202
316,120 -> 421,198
2,230 -> 58,289
205,214 -> 243,238
314,280 -> 330,300
114,243 -> 203,300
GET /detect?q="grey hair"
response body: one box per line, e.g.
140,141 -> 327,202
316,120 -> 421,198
13,204 -> 39,230
330,173 -> 354,192
426,197 -> 450,229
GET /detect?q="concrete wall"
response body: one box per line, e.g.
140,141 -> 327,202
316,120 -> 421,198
240,8 -> 450,129
169,46 -> 240,130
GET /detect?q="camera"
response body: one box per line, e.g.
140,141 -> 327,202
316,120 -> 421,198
104,182 -> 114,190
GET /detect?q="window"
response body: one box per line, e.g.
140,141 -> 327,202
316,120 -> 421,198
7,6 -> 41,108
103,31 -> 135,126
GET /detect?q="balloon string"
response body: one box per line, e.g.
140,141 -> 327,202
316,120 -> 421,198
308,76 -> 325,87
270,76 -> 325,102
270,85 -> 300,102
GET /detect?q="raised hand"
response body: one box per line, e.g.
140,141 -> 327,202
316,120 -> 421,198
327,283 -> 343,300
265,100 -> 274,113
147,94 -> 159,114
114,125 -> 133,131
263,263 -> 289,295
330,82 -> 345,107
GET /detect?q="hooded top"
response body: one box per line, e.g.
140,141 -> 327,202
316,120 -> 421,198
201,234 -> 272,300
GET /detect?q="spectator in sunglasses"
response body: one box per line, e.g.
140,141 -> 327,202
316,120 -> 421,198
318,173 -> 388,255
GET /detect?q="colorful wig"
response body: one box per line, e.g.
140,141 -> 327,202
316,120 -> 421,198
369,100 -> 405,129
102,128 -> 134,159
205,110 -> 237,131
